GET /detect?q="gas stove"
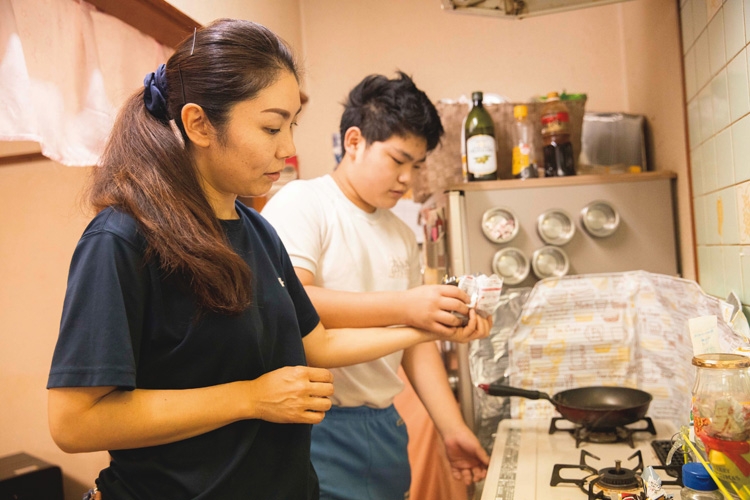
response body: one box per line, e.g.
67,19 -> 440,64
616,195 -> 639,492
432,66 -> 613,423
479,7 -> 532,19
549,416 -> 659,449
480,418 -> 682,500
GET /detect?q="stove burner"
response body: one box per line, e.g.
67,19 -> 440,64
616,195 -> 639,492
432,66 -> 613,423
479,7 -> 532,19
550,449 -> 682,500
597,460 -> 640,490
549,416 -> 657,448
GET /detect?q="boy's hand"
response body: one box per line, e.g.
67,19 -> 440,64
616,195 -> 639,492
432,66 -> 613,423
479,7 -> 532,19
442,424 -> 490,485
403,285 -> 473,336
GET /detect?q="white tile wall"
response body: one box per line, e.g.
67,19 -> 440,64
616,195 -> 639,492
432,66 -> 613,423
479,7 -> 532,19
708,12 -> 727,73
722,186 -> 741,243
683,0 -> 695,48
712,245 -> 728,297
695,195 -> 708,244
694,0 -> 709,38
683,0 -> 750,307
696,33 -> 712,91
686,47 -> 699,99
724,0 -> 745,57
725,245 -> 744,296
699,86 -> 714,140
711,70 -> 731,130
726,49 -> 749,121
732,114 -> 750,180
705,191 -> 720,243
702,137 -> 718,192
698,245 -> 715,291
740,246 -> 750,303
693,138 -> 705,196
737,182 -> 750,242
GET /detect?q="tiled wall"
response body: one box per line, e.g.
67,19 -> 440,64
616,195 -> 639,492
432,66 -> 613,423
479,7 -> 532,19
682,0 -> 750,312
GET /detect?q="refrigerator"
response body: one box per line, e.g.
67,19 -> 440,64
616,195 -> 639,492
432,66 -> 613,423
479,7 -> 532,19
441,171 -> 680,428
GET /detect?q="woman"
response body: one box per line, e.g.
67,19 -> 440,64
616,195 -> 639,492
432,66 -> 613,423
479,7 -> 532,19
46,19 -> 488,500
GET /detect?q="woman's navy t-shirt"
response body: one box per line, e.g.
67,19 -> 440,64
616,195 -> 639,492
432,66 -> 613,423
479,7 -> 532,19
48,202 -> 321,500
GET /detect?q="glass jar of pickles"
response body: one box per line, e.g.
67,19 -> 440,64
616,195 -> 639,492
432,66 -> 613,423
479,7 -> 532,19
692,353 -> 750,499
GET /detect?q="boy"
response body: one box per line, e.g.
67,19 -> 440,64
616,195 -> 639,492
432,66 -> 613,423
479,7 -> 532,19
262,72 -> 489,499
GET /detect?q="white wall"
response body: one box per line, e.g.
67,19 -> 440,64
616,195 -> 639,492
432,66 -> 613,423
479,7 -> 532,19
164,0 -> 304,61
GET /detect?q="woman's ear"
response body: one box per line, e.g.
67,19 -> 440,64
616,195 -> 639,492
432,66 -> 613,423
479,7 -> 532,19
343,127 -> 364,158
181,103 -> 212,148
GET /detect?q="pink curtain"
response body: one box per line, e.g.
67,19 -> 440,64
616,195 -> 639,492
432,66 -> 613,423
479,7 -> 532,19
0,0 -> 171,166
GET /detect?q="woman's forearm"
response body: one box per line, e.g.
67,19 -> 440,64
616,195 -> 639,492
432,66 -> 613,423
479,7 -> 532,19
48,365 -> 334,453
48,383 -> 253,452
303,322 -> 435,368
302,285 -> 411,328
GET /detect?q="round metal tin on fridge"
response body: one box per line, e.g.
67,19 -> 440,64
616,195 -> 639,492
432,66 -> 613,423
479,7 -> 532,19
531,246 -> 570,279
580,200 -> 620,238
492,247 -> 530,285
536,209 -> 575,246
481,207 -> 519,244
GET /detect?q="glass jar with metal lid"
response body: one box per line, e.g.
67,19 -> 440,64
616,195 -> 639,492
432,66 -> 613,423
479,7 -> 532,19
691,353 -> 750,498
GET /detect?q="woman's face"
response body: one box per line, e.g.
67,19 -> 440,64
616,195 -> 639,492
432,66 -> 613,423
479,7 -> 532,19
197,70 -> 301,216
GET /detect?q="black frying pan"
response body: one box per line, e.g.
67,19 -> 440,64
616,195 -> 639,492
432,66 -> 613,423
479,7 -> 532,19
478,383 -> 652,429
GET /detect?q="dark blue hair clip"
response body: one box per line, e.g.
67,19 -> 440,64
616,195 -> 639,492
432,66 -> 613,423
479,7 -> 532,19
143,63 -> 169,120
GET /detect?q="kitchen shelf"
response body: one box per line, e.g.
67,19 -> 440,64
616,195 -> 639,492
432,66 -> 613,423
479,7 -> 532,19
86,0 -> 199,48
446,171 -> 676,192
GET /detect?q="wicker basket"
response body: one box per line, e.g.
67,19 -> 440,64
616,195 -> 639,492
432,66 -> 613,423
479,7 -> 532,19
412,97 -> 587,203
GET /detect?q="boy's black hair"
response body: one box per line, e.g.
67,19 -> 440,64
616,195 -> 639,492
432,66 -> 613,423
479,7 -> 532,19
340,71 -> 444,153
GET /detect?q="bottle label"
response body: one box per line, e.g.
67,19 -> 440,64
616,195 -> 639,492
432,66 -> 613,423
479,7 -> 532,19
467,135 -> 497,176
541,111 -> 570,135
512,143 -> 532,176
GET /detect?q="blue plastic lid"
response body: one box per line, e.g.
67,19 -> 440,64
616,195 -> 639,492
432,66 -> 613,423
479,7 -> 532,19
682,462 -> 719,491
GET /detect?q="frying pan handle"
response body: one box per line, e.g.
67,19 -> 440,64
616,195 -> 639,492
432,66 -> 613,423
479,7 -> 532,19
478,383 -> 551,401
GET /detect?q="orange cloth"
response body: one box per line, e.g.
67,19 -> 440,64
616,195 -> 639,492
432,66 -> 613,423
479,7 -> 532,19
393,368 -> 469,500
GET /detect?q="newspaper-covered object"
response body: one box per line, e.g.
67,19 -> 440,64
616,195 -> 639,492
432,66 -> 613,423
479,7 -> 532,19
499,271 -> 750,429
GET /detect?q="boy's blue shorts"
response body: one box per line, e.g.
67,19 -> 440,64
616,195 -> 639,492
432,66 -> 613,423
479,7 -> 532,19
311,404 -> 411,500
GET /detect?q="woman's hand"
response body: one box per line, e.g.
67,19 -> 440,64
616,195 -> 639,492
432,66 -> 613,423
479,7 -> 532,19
247,366 -> 334,424
439,308 -> 492,344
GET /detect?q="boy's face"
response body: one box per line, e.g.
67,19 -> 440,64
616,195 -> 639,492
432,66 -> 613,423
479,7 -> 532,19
347,132 -> 427,212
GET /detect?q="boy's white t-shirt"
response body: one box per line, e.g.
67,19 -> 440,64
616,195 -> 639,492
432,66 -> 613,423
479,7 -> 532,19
261,174 -> 422,408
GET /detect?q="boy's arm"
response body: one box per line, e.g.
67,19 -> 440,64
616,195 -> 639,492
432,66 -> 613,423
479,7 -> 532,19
295,268 -> 471,335
401,342 -> 489,485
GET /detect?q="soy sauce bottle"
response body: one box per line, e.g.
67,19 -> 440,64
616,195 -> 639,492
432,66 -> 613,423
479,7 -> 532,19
464,91 -> 498,181
541,92 -> 575,177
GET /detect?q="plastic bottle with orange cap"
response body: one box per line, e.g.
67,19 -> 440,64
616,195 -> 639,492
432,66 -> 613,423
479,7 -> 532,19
511,104 -> 538,179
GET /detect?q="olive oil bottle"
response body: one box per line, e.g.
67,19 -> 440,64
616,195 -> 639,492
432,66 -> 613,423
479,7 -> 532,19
463,91 -> 498,181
